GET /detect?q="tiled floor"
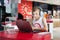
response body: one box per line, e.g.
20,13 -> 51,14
53,27 -> 60,40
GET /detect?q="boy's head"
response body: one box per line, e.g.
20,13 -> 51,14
33,7 -> 41,20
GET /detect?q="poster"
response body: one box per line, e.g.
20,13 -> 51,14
18,0 -> 32,19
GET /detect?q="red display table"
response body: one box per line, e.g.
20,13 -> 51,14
0,32 -> 51,40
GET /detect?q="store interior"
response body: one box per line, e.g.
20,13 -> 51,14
0,0 -> 60,40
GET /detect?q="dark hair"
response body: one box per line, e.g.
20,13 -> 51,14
18,13 -> 23,20
33,7 -> 41,12
44,10 -> 48,14
32,7 -> 41,15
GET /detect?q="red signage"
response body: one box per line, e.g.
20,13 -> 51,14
18,0 -> 32,19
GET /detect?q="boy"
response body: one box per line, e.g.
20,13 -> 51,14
32,7 -> 48,32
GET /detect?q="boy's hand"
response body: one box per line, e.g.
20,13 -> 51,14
39,28 -> 47,32
32,27 -> 47,32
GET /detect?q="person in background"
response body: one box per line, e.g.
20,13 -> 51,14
44,11 -> 49,19
32,7 -> 48,32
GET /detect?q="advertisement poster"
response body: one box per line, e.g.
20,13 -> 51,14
18,0 -> 32,19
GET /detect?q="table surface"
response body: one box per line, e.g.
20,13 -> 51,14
0,31 -> 51,40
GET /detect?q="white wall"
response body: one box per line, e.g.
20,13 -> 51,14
27,0 -> 60,5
